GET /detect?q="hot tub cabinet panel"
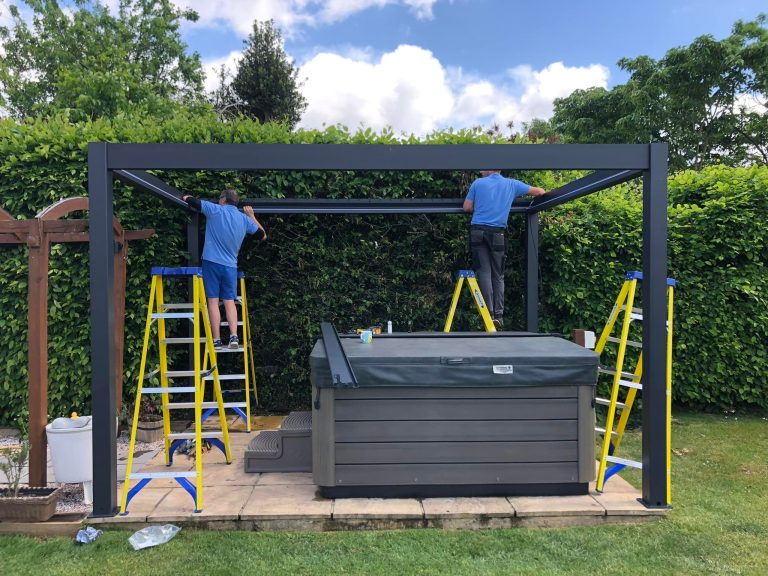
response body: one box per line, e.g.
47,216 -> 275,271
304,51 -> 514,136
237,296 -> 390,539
310,335 -> 597,498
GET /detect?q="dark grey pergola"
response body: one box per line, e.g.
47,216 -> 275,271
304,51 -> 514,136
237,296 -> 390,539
88,143 -> 669,517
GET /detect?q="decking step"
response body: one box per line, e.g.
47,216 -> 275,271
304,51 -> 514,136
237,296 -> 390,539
246,430 -> 281,458
280,411 -> 312,435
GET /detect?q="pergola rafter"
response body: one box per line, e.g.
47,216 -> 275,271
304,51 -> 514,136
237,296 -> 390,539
89,143 -> 669,517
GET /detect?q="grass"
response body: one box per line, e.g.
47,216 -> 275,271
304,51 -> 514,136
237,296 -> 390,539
1,410 -> 767,575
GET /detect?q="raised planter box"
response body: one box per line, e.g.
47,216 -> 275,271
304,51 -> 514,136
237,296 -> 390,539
0,486 -> 62,522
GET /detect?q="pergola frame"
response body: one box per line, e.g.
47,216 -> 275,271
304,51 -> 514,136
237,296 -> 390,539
88,143 -> 669,517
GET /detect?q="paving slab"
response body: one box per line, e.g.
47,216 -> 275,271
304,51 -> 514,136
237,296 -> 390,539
241,483 -> 331,520
149,485 -> 254,522
332,498 -> 423,520
592,491 -> 668,516
257,472 -> 314,486
423,497 -> 514,519
90,487 -> 171,524
509,495 -> 605,517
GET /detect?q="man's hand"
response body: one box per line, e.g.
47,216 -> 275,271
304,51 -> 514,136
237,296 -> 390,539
244,205 -> 267,241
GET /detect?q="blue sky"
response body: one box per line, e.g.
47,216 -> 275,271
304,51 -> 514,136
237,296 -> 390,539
3,0 -> 766,134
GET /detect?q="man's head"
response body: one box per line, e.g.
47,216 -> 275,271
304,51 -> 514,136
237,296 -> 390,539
218,189 -> 239,206
480,170 -> 501,177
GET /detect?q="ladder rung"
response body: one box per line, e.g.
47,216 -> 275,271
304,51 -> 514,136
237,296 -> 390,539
598,366 -> 637,380
595,398 -> 628,409
152,312 -> 194,319
204,374 -> 245,381
606,336 -> 643,348
161,303 -> 194,310
164,370 -> 198,377
595,427 -> 618,437
220,321 -> 243,326
128,471 -> 197,480
162,337 -> 208,344
167,401 -> 248,409
214,347 -> 244,353
142,386 -> 195,394
168,431 -> 224,440
619,380 -> 643,390
606,455 -> 642,469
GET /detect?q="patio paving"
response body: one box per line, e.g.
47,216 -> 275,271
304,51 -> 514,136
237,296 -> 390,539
3,417 -> 668,533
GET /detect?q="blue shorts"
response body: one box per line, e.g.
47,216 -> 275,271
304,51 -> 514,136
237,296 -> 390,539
202,260 -> 237,300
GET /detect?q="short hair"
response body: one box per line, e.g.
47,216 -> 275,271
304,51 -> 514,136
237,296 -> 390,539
219,189 -> 239,205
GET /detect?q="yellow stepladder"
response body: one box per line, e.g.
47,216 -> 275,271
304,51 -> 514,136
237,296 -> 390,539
120,266 -> 232,515
444,270 -> 497,332
200,271 -> 258,432
594,271 -> 675,503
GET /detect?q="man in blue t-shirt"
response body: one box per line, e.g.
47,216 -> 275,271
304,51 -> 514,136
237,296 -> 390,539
463,171 -> 547,329
183,189 -> 266,348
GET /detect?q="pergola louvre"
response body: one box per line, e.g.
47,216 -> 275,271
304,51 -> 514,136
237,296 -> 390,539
88,142 -> 669,517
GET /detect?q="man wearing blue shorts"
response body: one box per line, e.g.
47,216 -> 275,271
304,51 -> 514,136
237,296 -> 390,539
463,171 -> 547,329
183,189 -> 266,348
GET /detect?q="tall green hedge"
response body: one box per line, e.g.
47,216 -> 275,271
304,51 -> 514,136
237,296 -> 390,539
0,112 -> 765,428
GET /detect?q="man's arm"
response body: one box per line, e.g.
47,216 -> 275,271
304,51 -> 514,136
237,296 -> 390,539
526,186 -> 547,197
182,195 -> 202,210
463,199 -> 474,213
243,205 -> 267,241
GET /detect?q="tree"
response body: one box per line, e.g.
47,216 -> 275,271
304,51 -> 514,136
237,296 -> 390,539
0,0 -> 205,120
551,15 -> 768,170
230,19 -> 307,128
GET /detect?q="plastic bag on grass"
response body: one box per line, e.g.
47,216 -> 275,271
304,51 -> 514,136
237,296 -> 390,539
128,524 -> 181,550
75,526 -> 103,544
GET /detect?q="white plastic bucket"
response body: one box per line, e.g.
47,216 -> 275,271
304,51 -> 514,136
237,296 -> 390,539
46,415 -> 93,502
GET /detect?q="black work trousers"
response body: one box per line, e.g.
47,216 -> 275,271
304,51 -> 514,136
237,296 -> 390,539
469,225 -> 507,320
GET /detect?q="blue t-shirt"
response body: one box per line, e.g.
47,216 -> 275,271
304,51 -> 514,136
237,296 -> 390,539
200,201 -> 259,268
466,173 -> 531,227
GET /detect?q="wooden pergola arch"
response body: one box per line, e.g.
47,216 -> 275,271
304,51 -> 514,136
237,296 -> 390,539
0,197 -> 153,486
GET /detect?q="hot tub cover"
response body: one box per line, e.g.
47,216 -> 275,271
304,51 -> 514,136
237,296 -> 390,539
310,335 -> 598,388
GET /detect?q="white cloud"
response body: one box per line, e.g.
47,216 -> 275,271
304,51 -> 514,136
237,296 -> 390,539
294,47 -> 610,135
202,51 -> 243,93
169,0 -> 442,37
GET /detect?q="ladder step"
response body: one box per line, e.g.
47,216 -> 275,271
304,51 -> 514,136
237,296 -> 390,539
142,386 -> 195,394
164,368 -> 216,378
152,312 -> 195,319
606,455 -> 643,469
204,374 -> 245,381
606,336 -> 643,348
168,402 -> 247,409
220,321 -> 244,326
598,365 -> 637,380
595,427 -> 618,437
161,303 -> 194,310
595,398 -> 628,409
168,431 -> 225,440
128,471 -> 197,480
214,346 -> 245,354
620,380 -> 643,390
162,337 -> 208,344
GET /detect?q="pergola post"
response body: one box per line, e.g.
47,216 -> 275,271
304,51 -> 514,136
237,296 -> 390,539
525,212 -> 540,332
27,219 -> 48,487
89,143 -> 118,517
641,143 -> 669,508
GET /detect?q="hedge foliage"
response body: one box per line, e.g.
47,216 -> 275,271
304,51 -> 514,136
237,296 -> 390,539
0,111 -> 765,428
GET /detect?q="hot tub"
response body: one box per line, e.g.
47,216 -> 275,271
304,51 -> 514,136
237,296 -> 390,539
310,333 -> 598,498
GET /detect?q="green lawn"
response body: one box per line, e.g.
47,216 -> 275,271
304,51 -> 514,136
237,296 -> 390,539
2,411 -> 767,576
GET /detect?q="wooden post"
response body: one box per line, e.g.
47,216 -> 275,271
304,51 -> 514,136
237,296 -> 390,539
27,220 -> 49,487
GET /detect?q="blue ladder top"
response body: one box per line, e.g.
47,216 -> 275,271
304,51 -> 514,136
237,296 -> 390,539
456,270 -> 477,279
625,271 -> 676,287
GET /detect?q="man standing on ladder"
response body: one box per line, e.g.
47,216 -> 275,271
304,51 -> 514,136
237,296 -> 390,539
463,171 -> 547,329
183,190 -> 266,348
